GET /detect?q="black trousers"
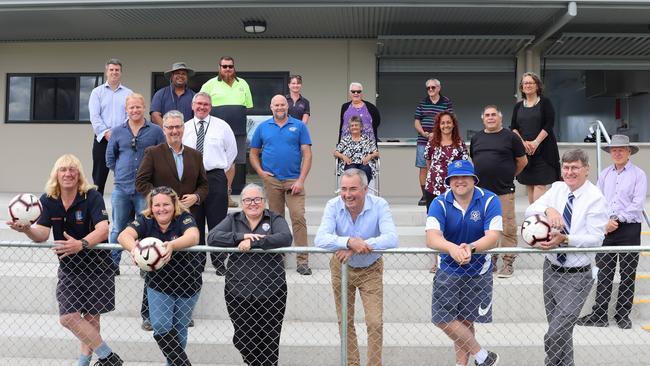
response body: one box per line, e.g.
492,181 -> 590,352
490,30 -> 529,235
92,136 -> 110,195
196,169 -> 229,271
592,222 -> 641,319
225,288 -> 287,366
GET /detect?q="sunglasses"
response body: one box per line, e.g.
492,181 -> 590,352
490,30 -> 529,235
151,186 -> 174,195
220,64 -> 235,69
350,90 -> 363,94
426,86 -> 437,90
131,136 -> 137,152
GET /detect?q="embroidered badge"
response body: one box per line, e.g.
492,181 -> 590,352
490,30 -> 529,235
289,126 -> 297,132
454,161 -> 463,168
470,210 -> 481,222
262,223 -> 271,232
75,210 -> 84,222
183,217 -> 193,225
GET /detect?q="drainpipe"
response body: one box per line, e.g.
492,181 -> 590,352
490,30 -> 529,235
524,1 -> 577,71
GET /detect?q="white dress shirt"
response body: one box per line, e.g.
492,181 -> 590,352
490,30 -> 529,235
525,180 -> 608,267
183,115 -> 237,171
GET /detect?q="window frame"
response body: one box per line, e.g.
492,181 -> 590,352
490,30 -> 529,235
5,72 -> 104,124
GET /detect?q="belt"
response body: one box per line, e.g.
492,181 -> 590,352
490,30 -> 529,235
549,262 -> 590,273
207,168 -> 225,173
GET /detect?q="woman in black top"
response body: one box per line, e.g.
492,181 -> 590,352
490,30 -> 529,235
208,183 -> 293,366
510,72 -> 561,203
118,186 -> 200,366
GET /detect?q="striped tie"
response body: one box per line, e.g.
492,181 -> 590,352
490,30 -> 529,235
196,120 -> 205,154
558,192 -> 574,264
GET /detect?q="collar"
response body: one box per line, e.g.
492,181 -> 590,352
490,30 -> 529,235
216,75 -> 240,83
121,119 -> 151,129
167,144 -> 184,155
336,194 -> 374,216
103,82 -> 124,90
286,93 -> 304,102
193,116 -> 212,125
234,209 -> 272,229
444,187 -> 485,205
610,160 -> 633,172
568,180 -> 591,199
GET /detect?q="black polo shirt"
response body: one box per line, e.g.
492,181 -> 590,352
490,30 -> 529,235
37,189 -> 111,274
129,211 -> 201,297
286,94 -> 310,121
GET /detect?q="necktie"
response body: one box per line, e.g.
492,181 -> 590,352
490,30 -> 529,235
558,192 -> 574,264
196,120 -> 205,154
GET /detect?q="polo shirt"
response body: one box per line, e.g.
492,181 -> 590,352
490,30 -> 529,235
286,94 -> 310,120
129,211 -> 202,297
250,116 -> 312,180
199,76 -> 253,108
414,95 -> 454,145
150,85 -> 195,122
426,187 -> 502,276
37,189 -> 111,274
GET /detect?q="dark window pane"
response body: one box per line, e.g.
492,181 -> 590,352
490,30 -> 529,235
33,77 -> 76,120
79,75 -> 102,121
8,76 -> 31,121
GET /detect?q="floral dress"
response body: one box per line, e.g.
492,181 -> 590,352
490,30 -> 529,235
335,134 -> 379,177
424,141 -> 469,196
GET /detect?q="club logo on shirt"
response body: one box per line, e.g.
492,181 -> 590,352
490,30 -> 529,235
75,210 -> 84,223
289,126 -> 297,132
470,210 -> 481,222
182,217 -> 193,225
262,223 -> 271,232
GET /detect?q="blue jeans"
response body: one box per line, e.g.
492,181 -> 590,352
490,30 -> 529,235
110,189 -> 146,265
147,287 -> 199,351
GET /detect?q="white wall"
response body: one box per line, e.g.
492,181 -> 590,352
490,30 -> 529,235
0,39 -> 377,196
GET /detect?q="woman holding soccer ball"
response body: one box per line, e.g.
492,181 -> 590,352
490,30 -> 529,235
208,183 -> 293,366
118,186 -> 200,366
6,154 -> 123,366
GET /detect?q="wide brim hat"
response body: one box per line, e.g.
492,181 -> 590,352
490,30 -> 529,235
164,62 -> 195,78
444,159 -> 479,186
601,134 -> 639,155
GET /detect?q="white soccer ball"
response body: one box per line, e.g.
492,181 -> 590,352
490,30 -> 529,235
521,214 -> 552,246
8,193 -> 43,225
133,237 -> 168,272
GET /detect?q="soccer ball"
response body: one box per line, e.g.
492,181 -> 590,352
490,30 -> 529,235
521,214 -> 552,246
8,193 -> 43,225
133,237 -> 168,272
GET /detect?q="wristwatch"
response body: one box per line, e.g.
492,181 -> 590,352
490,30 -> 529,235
80,238 -> 90,250
562,235 -> 570,246
469,244 -> 477,254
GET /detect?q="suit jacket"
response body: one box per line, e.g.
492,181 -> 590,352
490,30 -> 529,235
136,143 -> 209,217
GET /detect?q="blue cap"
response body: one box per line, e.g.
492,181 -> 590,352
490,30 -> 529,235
445,159 -> 479,186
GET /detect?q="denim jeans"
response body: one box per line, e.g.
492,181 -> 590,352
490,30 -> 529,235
110,189 -> 146,265
147,287 -> 200,350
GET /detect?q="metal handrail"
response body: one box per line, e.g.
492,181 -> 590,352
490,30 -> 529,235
591,120 -> 650,227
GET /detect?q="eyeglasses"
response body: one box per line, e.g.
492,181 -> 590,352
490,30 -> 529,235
522,82 -> 537,86
131,136 -> 137,152
151,186 -> 173,195
163,125 -> 183,130
242,197 -> 264,205
220,64 -> 235,69
483,112 -> 499,117
426,86 -> 437,90
350,90 -> 362,94
562,165 -> 585,172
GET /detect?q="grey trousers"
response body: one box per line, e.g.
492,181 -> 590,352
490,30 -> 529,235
543,260 -> 593,366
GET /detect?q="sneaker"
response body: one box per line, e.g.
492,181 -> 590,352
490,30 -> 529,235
188,318 -> 195,327
576,313 -> 608,327
93,352 -> 123,366
615,316 -> 632,329
296,264 -> 312,275
228,195 -> 239,208
475,351 -> 499,366
497,264 -> 513,278
418,196 -> 426,206
141,319 -> 153,331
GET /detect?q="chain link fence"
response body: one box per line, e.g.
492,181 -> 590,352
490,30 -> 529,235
0,242 -> 648,366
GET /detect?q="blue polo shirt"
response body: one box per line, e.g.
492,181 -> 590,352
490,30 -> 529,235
150,85 -> 195,122
426,187 -> 502,276
106,121 -> 165,194
129,211 -> 201,297
37,189 -> 111,274
250,116 -> 312,180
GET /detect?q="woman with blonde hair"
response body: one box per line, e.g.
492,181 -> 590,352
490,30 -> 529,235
118,186 -> 201,366
7,154 -> 122,366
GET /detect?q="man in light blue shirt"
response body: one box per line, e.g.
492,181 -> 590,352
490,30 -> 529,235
315,168 -> 398,366
89,58 -> 133,194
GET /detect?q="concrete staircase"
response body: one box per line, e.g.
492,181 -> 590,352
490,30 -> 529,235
0,194 -> 649,365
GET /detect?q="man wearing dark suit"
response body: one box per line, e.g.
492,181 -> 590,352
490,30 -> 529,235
135,109 -> 209,330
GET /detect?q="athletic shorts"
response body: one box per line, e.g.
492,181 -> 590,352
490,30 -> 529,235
431,269 -> 493,323
57,268 -> 115,315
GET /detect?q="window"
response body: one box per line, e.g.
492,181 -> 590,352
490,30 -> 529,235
6,73 -> 103,123
151,71 -> 289,115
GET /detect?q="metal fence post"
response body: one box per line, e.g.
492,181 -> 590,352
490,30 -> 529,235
340,261 -> 348,366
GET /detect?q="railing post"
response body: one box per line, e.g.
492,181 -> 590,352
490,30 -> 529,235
596,124 -> 603,174
340,262 -> 348,366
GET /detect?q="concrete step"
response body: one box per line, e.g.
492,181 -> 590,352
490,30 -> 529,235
2,261 -> 650,322
1,312 -> 649,366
